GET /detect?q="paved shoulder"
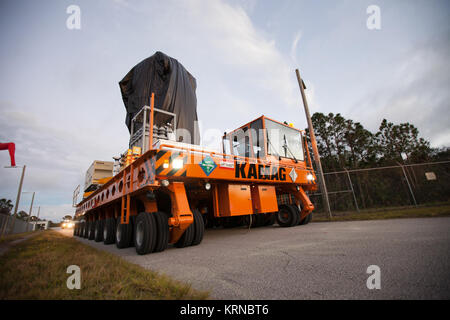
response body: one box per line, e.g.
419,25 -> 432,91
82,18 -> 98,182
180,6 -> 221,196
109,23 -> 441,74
74,217 -> 450,299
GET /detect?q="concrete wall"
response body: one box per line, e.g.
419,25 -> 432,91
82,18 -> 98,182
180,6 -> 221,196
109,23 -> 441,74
0,214 -> 34,236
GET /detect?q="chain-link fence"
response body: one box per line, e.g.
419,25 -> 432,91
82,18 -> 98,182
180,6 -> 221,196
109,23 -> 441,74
309,161 -> 450,216
0,214 -> 34,236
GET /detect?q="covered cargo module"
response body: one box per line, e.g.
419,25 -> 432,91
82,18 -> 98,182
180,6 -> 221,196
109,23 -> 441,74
119,51 -> 200,145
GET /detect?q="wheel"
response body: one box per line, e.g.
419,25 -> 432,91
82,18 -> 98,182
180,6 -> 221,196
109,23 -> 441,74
295,202 -> 312,225
191,209 -> 205,246
116,218 -> 134,249
82,222 -> 87,238
174,217 -> 195,248
134,212 -> 157,255
300,212 -> 313,225
87,222 -> 91,237
276,205 -> 299,227
94,220 -> 104,242
88,221 -> 95,240
152,212 -> 169,252
84,222 -> 89,238
289,204 -> 301,226
103,218 -> 116,244
79,223 -> 84,237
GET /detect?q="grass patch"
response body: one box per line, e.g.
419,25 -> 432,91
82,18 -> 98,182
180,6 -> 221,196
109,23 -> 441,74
312,204 -> 450,222
0,230 -> 209,300
0,230 -> 39,244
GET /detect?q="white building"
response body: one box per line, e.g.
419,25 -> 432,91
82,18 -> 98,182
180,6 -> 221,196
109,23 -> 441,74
32,221 -> 50,230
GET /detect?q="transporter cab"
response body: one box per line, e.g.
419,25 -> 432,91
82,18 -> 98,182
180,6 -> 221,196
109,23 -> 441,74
74,98 -> 318,255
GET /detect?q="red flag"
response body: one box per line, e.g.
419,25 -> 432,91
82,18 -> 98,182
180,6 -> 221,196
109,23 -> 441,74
0,142 -> 16,166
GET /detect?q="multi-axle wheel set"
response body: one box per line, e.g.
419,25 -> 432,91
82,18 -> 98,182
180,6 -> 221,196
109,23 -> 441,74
73,205 -> 311,255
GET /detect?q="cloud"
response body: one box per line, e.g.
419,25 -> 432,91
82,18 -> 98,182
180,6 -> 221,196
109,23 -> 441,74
290,30 -> 302,66
145,0 -> 300,109
38,203 -> 74,222
347,35 -> 450,147
0,107 -> 111,221
1,0 -> 304,220
111,0 -> 130,8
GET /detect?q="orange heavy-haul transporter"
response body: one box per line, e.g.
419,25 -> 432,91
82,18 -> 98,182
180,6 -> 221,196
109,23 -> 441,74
74,94 -> 318,255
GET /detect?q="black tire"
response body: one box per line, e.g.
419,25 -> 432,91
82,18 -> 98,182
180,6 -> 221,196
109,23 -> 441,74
300,212 -> 313,225
86,221 -> 90,238
191,209 -> 205,246
85,222 -> 90,238
94,220 -> 104,242
276,205 -> 298,227
296,201 -> 312,225
174,218 -> 195,248
116,218 -> 133,249
82,222 -> 87,237
288,204 -> 301,226
88,221 -> 95,240
152,212 -> 169,252
82,222 -> 88,238
80,223 -> 85,238
134,212 -> 157,255
103,218 -> 116,245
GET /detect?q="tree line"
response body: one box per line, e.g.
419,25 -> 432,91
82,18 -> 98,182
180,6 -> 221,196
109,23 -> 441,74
306,112 -> 448,172
0,198 -> 46,222
305,113 -> 449,211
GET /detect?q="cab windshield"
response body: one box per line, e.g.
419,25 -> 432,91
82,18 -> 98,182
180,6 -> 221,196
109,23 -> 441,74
265,119 -> 304,161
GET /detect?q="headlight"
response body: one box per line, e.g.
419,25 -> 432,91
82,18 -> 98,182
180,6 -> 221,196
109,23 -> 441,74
163,160 -> 169,169
62,223 -> 66,227
172,158 -> 184,169
307,174 -> 315,181
205,182 -> 211,190
161,179 -> 170,187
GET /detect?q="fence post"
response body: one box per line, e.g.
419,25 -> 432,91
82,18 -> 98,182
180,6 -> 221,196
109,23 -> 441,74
345,168 -> 360,212
0,215 -> 11,239
399,163 -> 418,207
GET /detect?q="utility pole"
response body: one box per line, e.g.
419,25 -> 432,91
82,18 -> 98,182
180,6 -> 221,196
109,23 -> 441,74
8,165 -> 26,235
35,206 -> 41,231
295,69 -> 332,218
26,191 -> 35,232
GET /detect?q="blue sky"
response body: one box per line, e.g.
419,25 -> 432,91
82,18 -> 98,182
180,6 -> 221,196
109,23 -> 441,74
0,0 -> 449,221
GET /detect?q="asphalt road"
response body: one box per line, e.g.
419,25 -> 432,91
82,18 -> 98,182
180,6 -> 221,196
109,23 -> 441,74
60,217 -> 450,299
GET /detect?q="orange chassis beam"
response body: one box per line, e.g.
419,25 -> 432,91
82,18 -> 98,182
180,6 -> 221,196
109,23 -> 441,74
75,142 -> 318,243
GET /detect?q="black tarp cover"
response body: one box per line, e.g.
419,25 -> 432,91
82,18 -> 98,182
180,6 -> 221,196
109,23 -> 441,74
119,51 -> 200,145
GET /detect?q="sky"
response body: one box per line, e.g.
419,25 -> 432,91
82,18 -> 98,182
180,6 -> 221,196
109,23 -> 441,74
0,0 -> 449,222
